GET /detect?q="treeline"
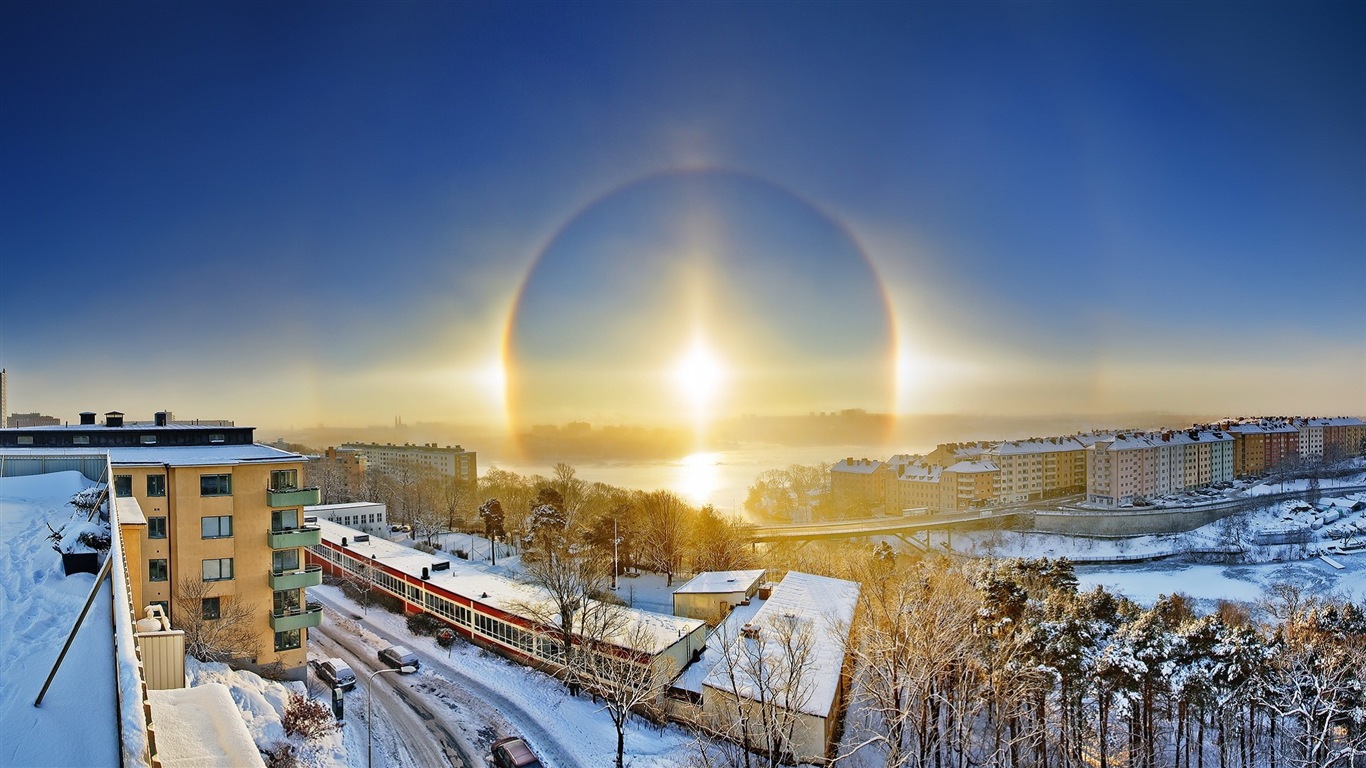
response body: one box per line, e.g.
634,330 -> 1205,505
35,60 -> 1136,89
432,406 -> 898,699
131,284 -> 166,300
834,552 -> 1365,768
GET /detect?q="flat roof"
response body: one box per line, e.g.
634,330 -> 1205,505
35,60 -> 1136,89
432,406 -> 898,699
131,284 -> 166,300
148,684 -> 265,768
0,444 -> 303,467
316,519 -> 704,656
673,570 -> 765,595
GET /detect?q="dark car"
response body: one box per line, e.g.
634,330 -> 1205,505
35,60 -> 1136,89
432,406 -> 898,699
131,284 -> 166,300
490,736 -> 541,768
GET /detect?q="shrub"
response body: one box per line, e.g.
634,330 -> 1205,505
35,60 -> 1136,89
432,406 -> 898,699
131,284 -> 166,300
262,743 -> 297,768
436,628 -> 456,648
281,692 -> 339,740
406,611 -> 443,636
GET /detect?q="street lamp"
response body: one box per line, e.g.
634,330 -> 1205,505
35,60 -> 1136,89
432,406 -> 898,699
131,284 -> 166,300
367,665 -> 416,768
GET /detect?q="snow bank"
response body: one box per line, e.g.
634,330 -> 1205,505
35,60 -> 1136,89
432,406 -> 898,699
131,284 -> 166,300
149,683 -> 266,767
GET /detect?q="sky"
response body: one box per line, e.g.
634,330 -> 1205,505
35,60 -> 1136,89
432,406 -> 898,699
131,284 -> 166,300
2,1 -> 1362,438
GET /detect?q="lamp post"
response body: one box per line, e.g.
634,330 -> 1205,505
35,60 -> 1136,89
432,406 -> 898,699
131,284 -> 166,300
367,665 -> 416,768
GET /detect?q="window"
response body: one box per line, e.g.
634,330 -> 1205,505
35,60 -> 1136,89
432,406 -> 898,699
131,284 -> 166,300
272,549 -> 299,573
146,474 -> 166,497
149,559 -> 168,581
17,436 -> 33,445
270,469 -> 299,490
114,475 -> 133,497
202,597 -> 221,620
201,515 -> 233,539
200,474 -> 231,496
72,435 -> 89,445
273,589 -> 301,613
148,516 -> 167,539
140,435 -> 157,445
151,600 -> 170,623
274,629 -> 302,651
202,558 -> 233,581
209,433 -> 225,444
271,508 -> 299,532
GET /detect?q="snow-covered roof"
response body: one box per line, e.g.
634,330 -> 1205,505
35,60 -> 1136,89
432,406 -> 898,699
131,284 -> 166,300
306,501 -> 385,513
892,462 -> 942,482
0,471 -> 121,767
316,520 -> 705,657
988,437 -> 1087,455
945,460 -> 999,473
673,570 -> 765,595
700,571 -> 859,718
148,683 -> 266,768
831,458 -> 884,474
0,444 -> 303,467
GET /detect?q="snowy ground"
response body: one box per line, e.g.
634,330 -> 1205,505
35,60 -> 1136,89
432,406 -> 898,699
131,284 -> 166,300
0,471 -> 119,768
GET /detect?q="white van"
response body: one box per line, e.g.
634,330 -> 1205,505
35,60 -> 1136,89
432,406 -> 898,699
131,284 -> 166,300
316,658 -> 356,690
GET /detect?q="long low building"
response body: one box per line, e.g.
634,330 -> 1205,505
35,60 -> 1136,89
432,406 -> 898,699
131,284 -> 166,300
307,520 -> 709,679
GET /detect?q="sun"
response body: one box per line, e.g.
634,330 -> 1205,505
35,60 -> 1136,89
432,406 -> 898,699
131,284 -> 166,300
674,338 -> 725,417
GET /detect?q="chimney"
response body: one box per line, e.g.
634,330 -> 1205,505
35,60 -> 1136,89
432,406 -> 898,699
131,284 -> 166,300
105,411 -> 124,428
154,411 -> 168,427
79,412 -> 96,425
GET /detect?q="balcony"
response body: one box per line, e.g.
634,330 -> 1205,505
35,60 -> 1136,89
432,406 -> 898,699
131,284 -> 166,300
266,486 -> 321,508
269,564 -> 323,591
267,526 -> 322,549
270,601 -> 323,632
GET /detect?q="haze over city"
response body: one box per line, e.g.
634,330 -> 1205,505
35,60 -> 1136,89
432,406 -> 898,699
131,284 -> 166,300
2,2 -> 1362,449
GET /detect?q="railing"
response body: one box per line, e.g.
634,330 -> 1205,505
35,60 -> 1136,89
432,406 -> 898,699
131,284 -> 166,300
269,601 -> 323,632
266,526 -> 322,549
268,564 -> 323,590
266,486 -> 321,507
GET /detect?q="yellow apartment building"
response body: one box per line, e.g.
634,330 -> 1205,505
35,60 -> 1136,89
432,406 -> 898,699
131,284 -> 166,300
1,410 -> 320,679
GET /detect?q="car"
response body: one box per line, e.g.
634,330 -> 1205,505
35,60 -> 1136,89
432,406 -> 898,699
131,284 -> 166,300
490,736 -> 541,768
315,658 -> 356,691
378,645 -> 419,672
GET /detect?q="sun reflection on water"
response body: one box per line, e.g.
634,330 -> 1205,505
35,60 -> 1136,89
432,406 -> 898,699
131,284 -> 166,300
673,451 -> 722,507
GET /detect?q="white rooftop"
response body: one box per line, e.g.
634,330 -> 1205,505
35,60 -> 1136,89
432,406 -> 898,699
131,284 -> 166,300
0,444 -> 302,467
673,570 -> 765,595
699,571 -> 859,718
317,520 -> 705,657
147,683 -> 265,768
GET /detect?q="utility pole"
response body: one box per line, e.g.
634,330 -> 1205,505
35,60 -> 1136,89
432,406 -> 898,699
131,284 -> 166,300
612,516 -> 619,590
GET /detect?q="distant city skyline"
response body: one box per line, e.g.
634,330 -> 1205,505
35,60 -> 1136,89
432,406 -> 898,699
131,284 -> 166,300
2,2 -> 1362,437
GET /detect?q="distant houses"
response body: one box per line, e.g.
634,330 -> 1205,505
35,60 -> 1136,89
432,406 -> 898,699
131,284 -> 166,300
830,416 -> 1365,512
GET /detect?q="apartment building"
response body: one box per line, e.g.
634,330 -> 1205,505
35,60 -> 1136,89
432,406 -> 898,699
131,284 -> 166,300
986,437 -> 1088,504
340,441 -> 477,487
829,457 -> 887,511
1225,421 -> 1301,476
1085,428 -> 1234,506
1293,417 -> 1366,460
0,411 -> 320,678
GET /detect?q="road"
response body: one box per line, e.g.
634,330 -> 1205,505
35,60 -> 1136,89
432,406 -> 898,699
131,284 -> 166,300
311,587 -> 587,768
312,617 -> 473,768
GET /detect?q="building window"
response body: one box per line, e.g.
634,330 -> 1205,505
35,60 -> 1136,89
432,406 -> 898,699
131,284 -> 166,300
201,515 -> 233,539
200,473 -> 232,496
202,558 -> 234,582
270,469 -> 299,490
149,559 -> 168,581
202,597 -> 221,620
148,516 -> 167,539
72,435 -> 90,445
272,549 -> 299,573
271,508 -> 299,532
209,433 -> 225,443
146,474 -> 166,497
274,629 -> 302,652
151,600 -> 170,622
114,475 -> 133,497
140,435 -> 157,445
17,436 -> 33,445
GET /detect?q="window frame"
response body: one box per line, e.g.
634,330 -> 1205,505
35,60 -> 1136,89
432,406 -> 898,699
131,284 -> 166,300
201,515 -> 233,539
148,516 -> 167,539
146,474 -> 166,497
114,475 -> 133,497
149,559 -> 168,582
274,629 -> 302,652
199,473 -> 232,497
201,597 -> 221,621
202,557 -> 234,582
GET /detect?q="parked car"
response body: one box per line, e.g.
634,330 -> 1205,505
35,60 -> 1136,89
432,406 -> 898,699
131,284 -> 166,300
490,737 -> 541,768
378,645 -> 419,672
315,658 -> 356,691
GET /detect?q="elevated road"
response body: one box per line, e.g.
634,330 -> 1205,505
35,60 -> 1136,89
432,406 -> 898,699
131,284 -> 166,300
746,509 -> 1025,544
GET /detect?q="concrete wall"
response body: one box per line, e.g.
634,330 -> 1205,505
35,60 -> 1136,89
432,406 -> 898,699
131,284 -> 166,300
1033,506 -> 1232,536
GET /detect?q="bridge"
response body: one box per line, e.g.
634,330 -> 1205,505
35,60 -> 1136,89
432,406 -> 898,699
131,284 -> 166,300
746,509 -> 1026,550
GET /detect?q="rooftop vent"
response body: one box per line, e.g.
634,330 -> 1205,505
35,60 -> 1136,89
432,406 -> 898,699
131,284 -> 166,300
431,561 -> 450,571
154,411 -> 168,427
354,534 -> 370,543
79,411 -> 96,425
104,411 -> 124,428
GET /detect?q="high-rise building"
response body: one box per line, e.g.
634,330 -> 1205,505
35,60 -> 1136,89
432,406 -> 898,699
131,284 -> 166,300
1,410 -> 321,678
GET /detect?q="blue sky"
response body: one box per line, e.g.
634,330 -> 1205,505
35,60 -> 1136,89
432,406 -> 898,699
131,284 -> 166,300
1,1 -> 1362,430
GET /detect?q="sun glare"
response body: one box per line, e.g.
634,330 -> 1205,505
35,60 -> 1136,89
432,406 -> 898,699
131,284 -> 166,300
674,339 -> 725,412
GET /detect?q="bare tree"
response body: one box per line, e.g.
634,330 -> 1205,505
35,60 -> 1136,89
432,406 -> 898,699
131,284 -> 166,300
478,498 -> 506,566
173,576 -> 259,662
691,505 -> 756,573
573,602 -> 677,768
637,490 -> 692,586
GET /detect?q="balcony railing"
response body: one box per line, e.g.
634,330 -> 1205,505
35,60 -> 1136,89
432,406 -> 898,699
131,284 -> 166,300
269,601 -> 323,632
268,564 -> 323,591
266,525 -> 322,549
266,486 -> 321,508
